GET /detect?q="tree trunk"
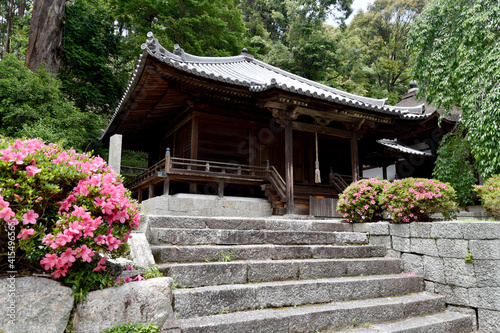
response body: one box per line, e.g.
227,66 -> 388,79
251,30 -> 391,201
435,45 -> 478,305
25,0 -> 66,74
19,0 -> 26,17
4,0 -> 15,56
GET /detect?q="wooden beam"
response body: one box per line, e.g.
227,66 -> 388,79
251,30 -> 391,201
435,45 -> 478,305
291,121 -> 352,139
163,113 -> 193,140
350,132 -> 360,182
284,119 -> 294,214
191,113 -> 199,160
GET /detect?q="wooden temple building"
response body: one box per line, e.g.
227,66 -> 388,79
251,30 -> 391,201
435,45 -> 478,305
101,32 -> 455,215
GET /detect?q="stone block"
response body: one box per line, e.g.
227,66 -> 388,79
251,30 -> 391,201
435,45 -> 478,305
475,260 -> 500,287
443,258 -> 476,288
469,240 -> 500,259
351,223 -> 368,233
447,305 -> 477,330
470,288 -> 500,310
298,260 -> 346,279
166,262 -> 248,288
423,256 -> 446,284
410,238 -> 439,256
255,280 -> 333,309
173,285 -> 257,318
425,281 -> 436,293
410,223 -> 432,238
436,239 -> 469,258
478,309 -> 500,332
248,261 -> 299,282
392,236 -> 411,252
385,249 -> 401,258
335,232 -> 368,245
390,224 -> 410,237
128,233 -> 155,268
462,222 -> 500,240
73,277 -> 173,333
430,222 -> 464,239
368,235 -> 391,248
364,222 -> 390,235
434,283 -> 470,306
401,253 -> 424,276
345,258 -> 401,276
0,277 -> 74,333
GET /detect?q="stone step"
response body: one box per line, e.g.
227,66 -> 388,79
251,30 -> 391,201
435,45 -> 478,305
158,258 -> 402,288
151,244 -> 386,263
332,311 -> 472,333
147,215 -> 348,232
150,228 -> 367,246
173,274 -> 423,319
176,292 -> 445,333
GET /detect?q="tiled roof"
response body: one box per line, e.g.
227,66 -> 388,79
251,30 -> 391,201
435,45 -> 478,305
139,32 -> 427,119
377,139 -> 432,157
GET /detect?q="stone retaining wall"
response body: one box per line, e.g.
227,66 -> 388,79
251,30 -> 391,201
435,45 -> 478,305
355,221 -> 500,332
140,194 -> 272,217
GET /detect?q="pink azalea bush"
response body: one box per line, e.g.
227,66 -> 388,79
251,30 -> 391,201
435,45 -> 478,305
380,178 -> 458,223
475,175 -> 500,217
0,138 -> 140,295
336,178 -> 389,222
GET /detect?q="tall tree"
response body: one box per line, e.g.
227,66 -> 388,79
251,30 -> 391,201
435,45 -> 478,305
111,0 -> 247,58
332,0 -> 427,103
3,0 -> 14,55
408,0 -> 500,178
59,0 -> 125,116
25,0 -> 65,73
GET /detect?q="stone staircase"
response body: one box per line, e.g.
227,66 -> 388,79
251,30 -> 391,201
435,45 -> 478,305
146,216 -> 474,333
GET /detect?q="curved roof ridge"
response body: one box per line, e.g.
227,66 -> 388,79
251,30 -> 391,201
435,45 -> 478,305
141,32 -> 251,64
250,57 -> 388,108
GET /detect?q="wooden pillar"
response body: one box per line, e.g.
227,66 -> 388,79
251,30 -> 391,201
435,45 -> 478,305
350,132 -> 360,182
163,177 -> 170,195
148,183 -> 154,199
382,165 -> 388,180
190,113 -> 198,193
285,119 -> 294,214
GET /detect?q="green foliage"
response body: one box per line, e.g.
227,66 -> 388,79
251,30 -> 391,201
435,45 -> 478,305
408,0 -> 500,178
100,323 -> 159,333
433,126 -> 476,206
337,178 -> 389,222
0,54 -> 103,151
143,265 -> 163,279
332,0 -> 428,104
112,0 -> 247,58
380,178 -> 458,223
464,252 -> 474,264
60,0 -> 126,116
476,175 -> 500,217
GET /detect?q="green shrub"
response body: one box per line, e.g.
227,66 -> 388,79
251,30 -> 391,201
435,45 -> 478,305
476,175 -> 500,217
337,178 -> 389,222
380,178 -> 458,223
100,323 -> 158,333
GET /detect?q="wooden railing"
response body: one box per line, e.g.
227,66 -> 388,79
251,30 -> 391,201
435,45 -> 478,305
168,157 -> 268,179
266,166 -> 286,203
329,173 -> 352,193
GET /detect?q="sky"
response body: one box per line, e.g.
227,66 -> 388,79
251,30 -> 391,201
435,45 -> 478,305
327,0 -> 374,25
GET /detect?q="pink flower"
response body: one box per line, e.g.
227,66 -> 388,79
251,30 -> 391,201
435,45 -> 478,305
40,253 -> 58,270
126,266 -> 134,271
60,248 -> 76,265
26,165 -> 41,177
17,228 -> 35,240
93,257 -> 107,272
22,210 -> 39,225
134,274 -> 145,281
76,245 -> 95,263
